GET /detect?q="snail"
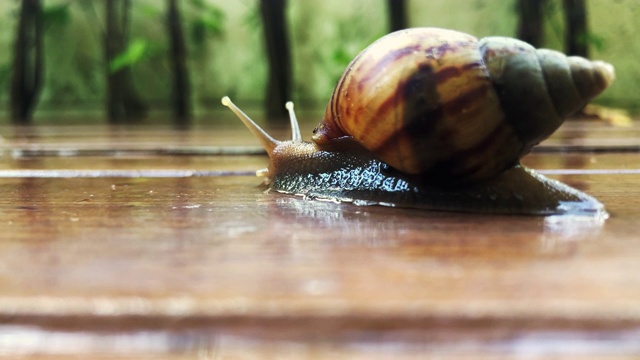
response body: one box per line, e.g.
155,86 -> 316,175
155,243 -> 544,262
222,27 -> 614,215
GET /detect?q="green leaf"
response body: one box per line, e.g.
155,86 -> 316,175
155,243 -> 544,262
189,0 -> 207,10
42,3 -> 71,27
331,48 -> 352,66
190,6 -> 225,44
583,32 -> 606,52
109,39 -> 149,73
200,11 -> 224,33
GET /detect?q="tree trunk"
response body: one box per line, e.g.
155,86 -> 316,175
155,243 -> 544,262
167,0 -> 191,124
10,0 -> 43,124
387,0 -> 408,32
516,0 -> 545,47
105,0 -> 147,122
260,0 -> 291,121
563,0 -> 588,57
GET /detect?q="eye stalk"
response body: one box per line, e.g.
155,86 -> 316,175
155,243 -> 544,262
285,101 -> 302,142
221,96 -> 304,157
221,96 -> 280,156
222,96 -> 307,180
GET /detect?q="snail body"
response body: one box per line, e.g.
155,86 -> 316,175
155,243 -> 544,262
222,27 -> 614,215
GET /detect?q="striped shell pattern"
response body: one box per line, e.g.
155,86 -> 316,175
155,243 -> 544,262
312,28 -> 615,185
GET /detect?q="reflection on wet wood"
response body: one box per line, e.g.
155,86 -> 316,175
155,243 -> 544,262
0,120 -> 639,358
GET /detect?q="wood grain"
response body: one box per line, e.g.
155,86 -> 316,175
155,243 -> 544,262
0,120 -> 639,358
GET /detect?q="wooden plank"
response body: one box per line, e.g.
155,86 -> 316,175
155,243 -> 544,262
1,119 -> 640,154
0,120 -> 639,358
0,172 -> 639,357
0,155 -> 268,173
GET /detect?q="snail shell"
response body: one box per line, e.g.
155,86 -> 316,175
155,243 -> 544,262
313,28 -> 614,185
222,27 -> 614,215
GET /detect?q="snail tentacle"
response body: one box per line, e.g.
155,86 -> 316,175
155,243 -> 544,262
285,101 -> 302,142
221,96 -> 280,155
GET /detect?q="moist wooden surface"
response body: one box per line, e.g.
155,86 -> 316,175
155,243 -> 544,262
0,119 -> 639,359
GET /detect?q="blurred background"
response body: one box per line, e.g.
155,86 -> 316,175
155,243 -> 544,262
0,0 -> 638,125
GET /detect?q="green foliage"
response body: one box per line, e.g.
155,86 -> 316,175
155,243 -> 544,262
42,3 -> 71,28
331,48 -> 353,67
139,4 -> 161,18
188,0 -> 207,8
109,39 -> 150,73
582,31 -> 606,52
242,3 -> 262,31
327,24 -> 385,78
188,0 -> 225,45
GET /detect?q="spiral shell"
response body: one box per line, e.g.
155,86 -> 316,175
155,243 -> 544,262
312,28 -> 615,184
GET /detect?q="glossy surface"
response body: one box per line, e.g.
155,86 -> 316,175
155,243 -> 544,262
317,28 -> 615,182
0,119 -> 639,358
271,144 -> 607,215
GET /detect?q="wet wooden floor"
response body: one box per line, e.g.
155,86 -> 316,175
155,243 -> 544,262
0,117 -> 639,359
